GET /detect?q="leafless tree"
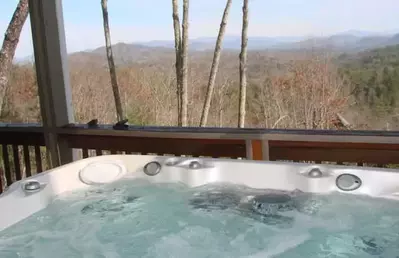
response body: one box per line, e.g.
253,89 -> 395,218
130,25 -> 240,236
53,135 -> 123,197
250,57 -> 349,130
216,78 -> 230,127
172,0 -> 182,126
199,0 -> 232,127
101,0 -> 124,121
181,0 -> 190,126
238,0 -> 249,128
171,0 -> 189,126
0,0 -> 29,116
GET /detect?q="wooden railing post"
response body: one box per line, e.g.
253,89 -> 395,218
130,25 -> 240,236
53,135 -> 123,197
262,140 -> 270,161
245,140 -> 253,159
246,140 -> 269,161
29,0 -> 76,167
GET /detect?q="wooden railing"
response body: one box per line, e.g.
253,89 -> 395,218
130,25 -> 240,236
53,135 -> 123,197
2,123 -> 399,192
0,124 -> 46,192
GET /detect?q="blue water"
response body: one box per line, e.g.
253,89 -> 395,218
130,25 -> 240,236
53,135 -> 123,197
0,179 -> 398,258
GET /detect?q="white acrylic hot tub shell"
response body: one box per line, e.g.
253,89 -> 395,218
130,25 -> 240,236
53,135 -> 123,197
1,155 -> 399,231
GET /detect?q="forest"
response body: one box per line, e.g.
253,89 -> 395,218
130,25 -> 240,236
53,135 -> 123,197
2,0 -> 399,131
4,42 -> 399,131
3,50 -> 350,129
338,44 -> 399,129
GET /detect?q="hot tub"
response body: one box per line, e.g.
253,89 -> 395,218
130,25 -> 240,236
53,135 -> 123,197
0,155 -> 399,257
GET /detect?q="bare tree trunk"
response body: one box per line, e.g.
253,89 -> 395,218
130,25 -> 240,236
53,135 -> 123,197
172,0 -> 182,126
0,0 -> 29,116
238,0 -> 249,128
199,0 -> 232,127
181,0 -> 189,126
217,80 -> 228,127
101,0 -> 124,121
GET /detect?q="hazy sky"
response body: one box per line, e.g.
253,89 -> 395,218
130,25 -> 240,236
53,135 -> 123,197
1,0 -> 399,58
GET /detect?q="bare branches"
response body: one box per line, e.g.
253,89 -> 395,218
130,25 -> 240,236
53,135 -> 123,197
101,0 -> 124,121
238,0 -> 249,128
250,57 -> 349,130
199,0 -> 232,127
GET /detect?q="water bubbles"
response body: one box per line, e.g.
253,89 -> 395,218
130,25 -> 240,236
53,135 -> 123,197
357,236 -> 385,255
251,194 -> 295,215
81,195 -> 139,215
294,194 -> 326,215
2,180 -> 399,257
189,191 -> 241,211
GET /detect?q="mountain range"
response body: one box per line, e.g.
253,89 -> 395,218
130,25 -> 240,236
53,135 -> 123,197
87,31 -> 399,64
140,32 -> 399,52
16,30 -> 399,65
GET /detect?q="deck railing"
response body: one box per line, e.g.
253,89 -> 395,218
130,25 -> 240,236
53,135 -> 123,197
2,123 -> 399,192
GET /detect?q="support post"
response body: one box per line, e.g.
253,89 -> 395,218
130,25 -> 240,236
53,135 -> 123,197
262,140 -> 270,161
29,0 -> 75,167
245,140 -> 253,159
246,140 -> 269,161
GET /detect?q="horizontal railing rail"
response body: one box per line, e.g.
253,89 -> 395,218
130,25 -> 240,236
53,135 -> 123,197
1,123 -> 399,192
58,124 -> 399,165
57,123 -> 399,139
3,123 -> 399,138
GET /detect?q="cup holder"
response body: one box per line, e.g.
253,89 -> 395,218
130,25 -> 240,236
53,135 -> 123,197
336,174 -> 362,191
143,161 -> 162,176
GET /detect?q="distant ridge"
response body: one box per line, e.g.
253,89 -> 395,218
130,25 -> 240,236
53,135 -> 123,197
15,30 -> 399,64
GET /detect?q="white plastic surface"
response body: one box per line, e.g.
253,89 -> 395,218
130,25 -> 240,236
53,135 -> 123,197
79,160 -> 126,185
0,155 -> 399,231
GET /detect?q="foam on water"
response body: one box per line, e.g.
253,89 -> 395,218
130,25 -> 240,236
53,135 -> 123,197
0,179 -> 399,258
